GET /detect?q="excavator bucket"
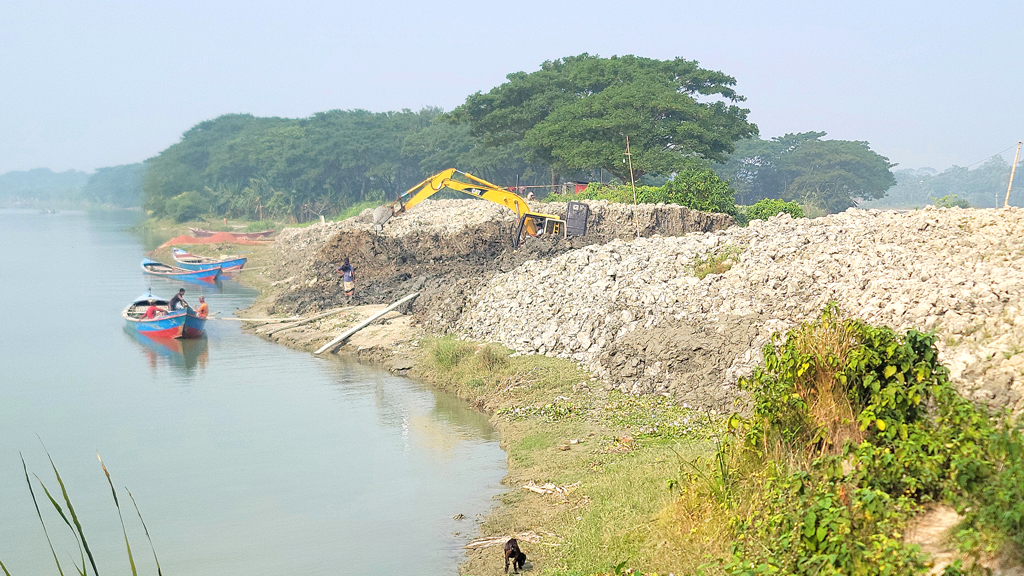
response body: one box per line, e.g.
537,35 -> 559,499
372,204 -> 395,232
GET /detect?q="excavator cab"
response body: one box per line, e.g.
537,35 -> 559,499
515,214 -> 565,247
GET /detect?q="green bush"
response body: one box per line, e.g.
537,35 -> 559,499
164,190 -> 209,222
547,183 -> 660,204
933,194 -> 971,209
716,304 -> 1024,575
650,168 -> 737,215
747,198 -> 805,221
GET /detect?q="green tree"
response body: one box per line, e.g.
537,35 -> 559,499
716,133 -> 896,212
401,121 -> 547,186
746,198 -> 804,220
648,168 -> 737,215
450,54 -> 757,183
142,109 -> 451,221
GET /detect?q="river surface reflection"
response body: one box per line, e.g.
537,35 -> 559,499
0,209 -> 506,575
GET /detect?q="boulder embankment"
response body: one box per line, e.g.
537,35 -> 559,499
250,200 -> 1024,415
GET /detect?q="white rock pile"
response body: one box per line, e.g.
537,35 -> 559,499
457,207 -> 1024,412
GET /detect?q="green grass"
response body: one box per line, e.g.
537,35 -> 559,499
428,335 -> 476,369
334,200 -> 382,222
244,220 -> 276,231
418,337 -> 719,576
692,247 -> 742,279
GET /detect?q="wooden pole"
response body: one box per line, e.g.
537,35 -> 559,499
1005,140 -> 1022,208
265,306 -> 349,335
314,292 -> 420,355
625,136 -> 639,238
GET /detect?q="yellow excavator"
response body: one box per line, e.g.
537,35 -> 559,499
375,168 -> 567,248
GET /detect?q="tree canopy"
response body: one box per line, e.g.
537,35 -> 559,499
450,54 -> 758,182
142,110 -> 546,222
139,55 -> 902,221
714,132 -> 896,212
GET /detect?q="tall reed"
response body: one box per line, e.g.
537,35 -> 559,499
5,448 -> 161,576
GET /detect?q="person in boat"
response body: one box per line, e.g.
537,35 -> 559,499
143,302 -> 163,319
169,288 -> 189,311
196,296 -> 209,318
337,258 -> 356,297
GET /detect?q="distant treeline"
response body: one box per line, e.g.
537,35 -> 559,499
20,55 -> 962,220
141,55 -> 902,223
861,155 -> 1019,209
0,164 -> 143,208
143,109 -> 550,223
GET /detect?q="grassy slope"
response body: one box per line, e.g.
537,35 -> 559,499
415,337 -> 722,576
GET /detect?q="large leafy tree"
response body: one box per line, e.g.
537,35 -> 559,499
715,132 -> 896,212
401,121 -> 548,186
450,54 -> 757,182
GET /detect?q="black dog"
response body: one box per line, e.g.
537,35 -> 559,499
504,537 -> 526,573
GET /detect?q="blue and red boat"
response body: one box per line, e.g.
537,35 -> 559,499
122,293 -> 207,339
171,247 -> 247,272
141,258 -> 221,284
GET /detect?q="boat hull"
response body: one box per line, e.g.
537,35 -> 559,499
188,228 -> 274,239
171,250 -> 247,272
124,309 -> 207,339
141,259 -> 221,284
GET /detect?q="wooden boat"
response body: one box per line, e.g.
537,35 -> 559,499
141,258 -> 221,284
188,228 -> 275,239
122,293 -> 207,339
123,325 -> 210,372
172,247 -> 247,272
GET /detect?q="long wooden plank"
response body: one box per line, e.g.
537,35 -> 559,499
210,316 -> 301,323
265,306 -> 348,335
314,292 -> 420,355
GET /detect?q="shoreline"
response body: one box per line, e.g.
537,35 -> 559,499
165,203 -> 1024,575
178,242 -> 696,575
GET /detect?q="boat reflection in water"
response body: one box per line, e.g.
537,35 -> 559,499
123,326 -> 209,374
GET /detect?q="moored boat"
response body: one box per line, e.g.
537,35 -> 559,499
188,228 -> 274,239
141,258 -> 221,284
122,293 -> 207,339
171,247 -> 247,272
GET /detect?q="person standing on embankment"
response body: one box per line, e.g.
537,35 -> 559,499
337,258 -> 356,297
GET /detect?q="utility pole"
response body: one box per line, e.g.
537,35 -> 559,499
625,136 -> 639,238
1005,140 -> 1022,208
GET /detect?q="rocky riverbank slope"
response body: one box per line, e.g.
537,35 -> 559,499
253,201 -> 1024,415
459,206 -> 1024,413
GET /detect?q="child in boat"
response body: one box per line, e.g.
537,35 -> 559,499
143,303 -> 163,319
196,297 -> 209,318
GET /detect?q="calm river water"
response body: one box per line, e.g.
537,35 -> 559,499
0,209 -> 506,575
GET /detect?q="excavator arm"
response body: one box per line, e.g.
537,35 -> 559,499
382,168 -> 566,246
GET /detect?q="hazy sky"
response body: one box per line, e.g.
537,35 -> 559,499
2,0 -> 1021,174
